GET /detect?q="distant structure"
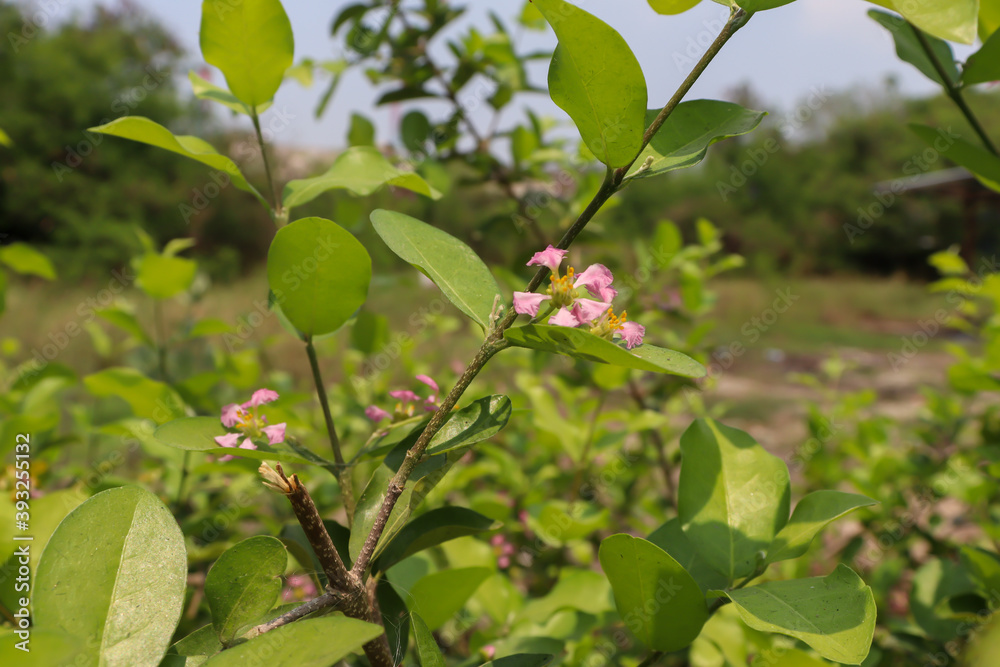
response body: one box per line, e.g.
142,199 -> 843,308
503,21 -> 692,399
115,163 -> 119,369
875,167 -> 1000,265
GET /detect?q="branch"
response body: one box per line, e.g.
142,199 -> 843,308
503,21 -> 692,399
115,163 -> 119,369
350,8 -> 753,578
251,109 -> 285,223
910,23 -> 999,156
245,589 -> 348,638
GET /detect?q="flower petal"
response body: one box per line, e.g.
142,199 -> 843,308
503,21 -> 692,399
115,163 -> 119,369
597,284 -> 618,303
415,374 -> 439,392
549,307 -> 582,328
572,299 -> 611,324
389,389 -> 421,403
263,423 -> 286,445
618,321 -> 646,349
574,263 -> 614,297
365,405 -> 391,422
220,404 -> 243,428
214,432 -> 241,448
243,388 -> 279,408
239,438 -> 257,450
526,245 -> 567,272
513,292 -> 549,316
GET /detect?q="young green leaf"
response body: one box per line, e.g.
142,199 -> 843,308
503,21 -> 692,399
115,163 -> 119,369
200,617 -> 384,667
678,419 -> 791,581
599,534 -> 709,652
266,216 -> 372,337
424,394 -> 513,456
84,367 -> 186,420
514,569 -> 613,622
199,0 -> 294,108
373,506 -> 501,573
88,117 -> 265,205
718,565 -> 876,665
626,101 -> 766,180
766,490 -> 877,564
533,0 -> 647,167
963,29 -> 1000,86
406,567 -> 492,630
205,536 -> 287,644
348,112 -> 376,146
163,624 -> 223,667
868,10 -> 960,87
283,147 -> 441,212
412,613 -> 446,667
648,0 -> 702,15
911,123 -> 1000,192
877,0 -> 979,44
737,0 -> 796,11
370,209 -> 502,330
34,487 -> 187,667
0,242 -> 56,279
188,70 -> 271,116
135,253 -> 197,300
504,324 -> 706,377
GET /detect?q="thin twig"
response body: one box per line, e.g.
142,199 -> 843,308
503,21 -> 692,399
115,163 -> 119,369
305,337 -> 356,520
245,589 -> 348,638
570,391 -> 606,499
628,379 -> 676,506
251,110 -> 285,221
910,23 -> 999,156
636,651 -> 664,667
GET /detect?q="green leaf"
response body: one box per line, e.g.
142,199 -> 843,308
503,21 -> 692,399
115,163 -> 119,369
95,309 -> 153,346
89,117 -> 265,204
626,101 -> 766,180
719,565 -> 876,664
504,324 -> 706,377
533,0 -> 647,167
737,0 -> 797,11
205,536 -> 287,644
648,0 -> 702,14
647,518 -> 728,595
766,491 -> 877,564
483,657 -> 553,667
0,630 -> 83,665
911,558 -> 979,641
154,416 -> 328,466
188,70 -> 271,116
374,507 -> 500,573
135,253 -> 197,299
34,487 -> 187,667
963,29 -> 1000,85
164,624 -> 222,667
0,127 -> 11,147
599,534 -> 709,652
0,242 -> 56,279
84,367 -> 186,421
402,110 -> 432,152
412,613 -> 446,667
911,123 -> 1000,192
370,209 -> 502,330
283,146 -> 441,212
960,546 -> 1000,598
868,10 -> 960,87
516,569 -> 613,622
348,112 -> 375,146
879,0 -> 979,44
678,419 -> 791,581
199,0 -> 294,108
201,617 -> 383,667
267,216 -> 372,337
406,567 -> 492,630
425,394 -> 513,456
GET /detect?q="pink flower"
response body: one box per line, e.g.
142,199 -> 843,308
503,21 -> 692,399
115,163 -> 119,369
368,375 -> 441,423
416,374 -> 439,392
213,389 -> 286,461
617,321 -> 645,349
573,263 -> 614,298
282,574 -> 318,603
571,298 -> 611,324
526,245 -> 567,272
549,307 -> 581,327
513,292 -> 549,317
365,405 -> 391,422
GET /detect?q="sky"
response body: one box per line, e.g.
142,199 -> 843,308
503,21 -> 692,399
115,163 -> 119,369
50,0 -> 978,149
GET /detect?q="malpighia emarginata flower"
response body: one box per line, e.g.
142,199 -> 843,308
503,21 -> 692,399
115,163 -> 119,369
366,375 -> 440,424
214,388 -> 286,461
513,245 -> 646,349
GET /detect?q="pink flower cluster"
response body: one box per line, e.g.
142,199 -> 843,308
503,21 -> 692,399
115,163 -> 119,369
281,573 -> 318,603
512,246 -> 645,349
213,388 -> 286,461
491,533 -> 517,569
365,374 -> 440,423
